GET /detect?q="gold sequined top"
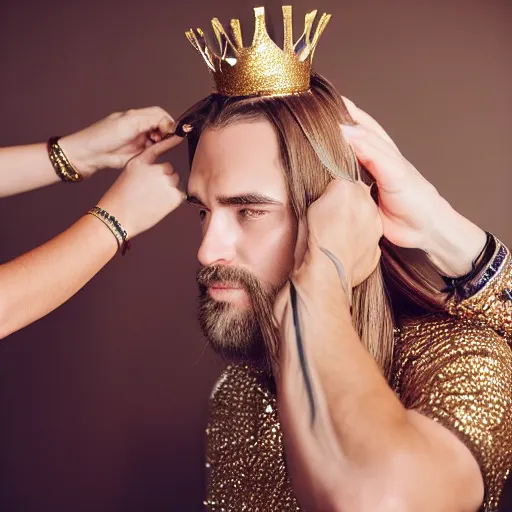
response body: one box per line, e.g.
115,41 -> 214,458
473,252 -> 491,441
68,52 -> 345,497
205,364 -> 300,511
448,252 -> 512,343
205,253 -> 512,512
392,315 -> 512,512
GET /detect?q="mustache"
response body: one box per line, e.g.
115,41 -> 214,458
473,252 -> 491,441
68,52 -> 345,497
197,264 -> 283,369
196,265 -> 261,292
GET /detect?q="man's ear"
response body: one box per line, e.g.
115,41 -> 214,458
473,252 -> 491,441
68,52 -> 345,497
293,215 -> 309,271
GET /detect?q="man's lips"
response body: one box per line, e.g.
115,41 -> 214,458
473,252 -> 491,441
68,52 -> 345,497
209,282 -> 243,290
208,282 -> 246,300
204,279 -> 252,307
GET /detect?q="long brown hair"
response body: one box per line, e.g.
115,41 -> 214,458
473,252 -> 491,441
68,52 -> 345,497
178,73 -> 446,379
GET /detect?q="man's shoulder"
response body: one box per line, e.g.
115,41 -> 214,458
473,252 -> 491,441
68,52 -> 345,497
395,312 -> 511,360
392,312 -> 512,397
392,315 -> 512,512
392,312 -> 512,402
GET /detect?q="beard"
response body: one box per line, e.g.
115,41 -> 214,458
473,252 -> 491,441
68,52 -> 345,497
196,265 -> 283,370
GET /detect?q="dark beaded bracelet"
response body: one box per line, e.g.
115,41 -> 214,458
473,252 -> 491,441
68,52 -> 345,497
442,232 -> 507,300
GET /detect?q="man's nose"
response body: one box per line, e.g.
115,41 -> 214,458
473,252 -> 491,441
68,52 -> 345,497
197,214 -> 237,267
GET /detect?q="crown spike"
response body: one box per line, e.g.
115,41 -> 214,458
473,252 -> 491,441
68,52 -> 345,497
185,6 -> 331,97
294,10 -> 318,61
185,29 -> 199,51
282,6 -> 293,51
304,9 -> 318,43
212,18 -> 239,60
310,13 -> 331,58
185,28 -> 216,71
252,6 -> 272,47
197,28 -> 218,68
230,19 -> 244,49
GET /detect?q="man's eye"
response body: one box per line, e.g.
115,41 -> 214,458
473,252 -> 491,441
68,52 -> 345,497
239,209 -> 266,219
199,209 -> 207,220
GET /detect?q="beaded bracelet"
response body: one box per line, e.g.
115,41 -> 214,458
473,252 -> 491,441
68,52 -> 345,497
86,206 -> 131,255
443,232 -> 508,300
456,241 -> 508,300
47,136 -> 83,183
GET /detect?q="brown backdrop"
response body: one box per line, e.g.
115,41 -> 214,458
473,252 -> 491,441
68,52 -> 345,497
0,0 -> 510,510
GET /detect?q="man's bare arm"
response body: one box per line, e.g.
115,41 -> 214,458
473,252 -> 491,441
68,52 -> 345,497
274,252 -> 486,512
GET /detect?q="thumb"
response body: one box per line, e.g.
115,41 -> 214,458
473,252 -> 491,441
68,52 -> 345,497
142,134 -> 185,163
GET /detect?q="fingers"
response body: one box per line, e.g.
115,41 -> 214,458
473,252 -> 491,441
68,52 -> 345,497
342,124 -> 397,160
341,125 -> 406,192
148,116 -> 177,143
124,106 -> 176,141
314,178 -> 380,225
156,162 -> 186,199
168,186 -> 187,209
321,175 -> 353,199
157,115 -> 175,136
161,165 -> 187,205
159,162 -> 181,188
142,133 -> 185,162
341,96 -> 399,151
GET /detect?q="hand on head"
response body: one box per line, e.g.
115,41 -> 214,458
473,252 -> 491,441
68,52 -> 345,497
97,133 -> 186,239
59,107 -> 178,178
339,97 -> 445,252
303,177 -> 383,291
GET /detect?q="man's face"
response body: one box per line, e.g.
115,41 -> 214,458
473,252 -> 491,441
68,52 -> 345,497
187,119 -> 297,364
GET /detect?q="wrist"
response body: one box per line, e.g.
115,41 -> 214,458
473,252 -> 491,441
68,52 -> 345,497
81,215 -> 120,257
423,199 -> 487,277
96,197 -> 133,239
86,205 -> 131,256
59,134 -> 98,178
293,245 -> 352,311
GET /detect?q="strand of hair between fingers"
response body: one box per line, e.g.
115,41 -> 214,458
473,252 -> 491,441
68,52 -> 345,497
319,247 -> 350,301
289,280 -> 316,426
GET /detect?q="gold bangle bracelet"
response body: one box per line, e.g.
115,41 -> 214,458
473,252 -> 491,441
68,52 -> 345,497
47,136 -> 83,183
86,206 -> 131,255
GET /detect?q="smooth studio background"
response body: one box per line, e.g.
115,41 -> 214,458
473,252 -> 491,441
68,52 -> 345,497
0,0 -> 510,510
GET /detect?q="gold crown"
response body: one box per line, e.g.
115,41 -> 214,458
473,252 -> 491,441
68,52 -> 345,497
185,6 -> 331,97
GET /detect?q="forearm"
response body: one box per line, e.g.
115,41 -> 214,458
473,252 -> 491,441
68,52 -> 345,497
275,256 -> 480,511
0,143 -> 62,197
0,215 -> 117,338
423,197 -> 487,277
0,136 -> 90,197
275,262 -> 411,510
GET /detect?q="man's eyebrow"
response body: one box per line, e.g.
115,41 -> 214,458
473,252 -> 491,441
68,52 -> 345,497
217,194 -> 283,206
186,193 -> 283,207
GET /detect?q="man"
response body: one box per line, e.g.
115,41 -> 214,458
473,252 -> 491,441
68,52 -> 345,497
180,6 -> 511,511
